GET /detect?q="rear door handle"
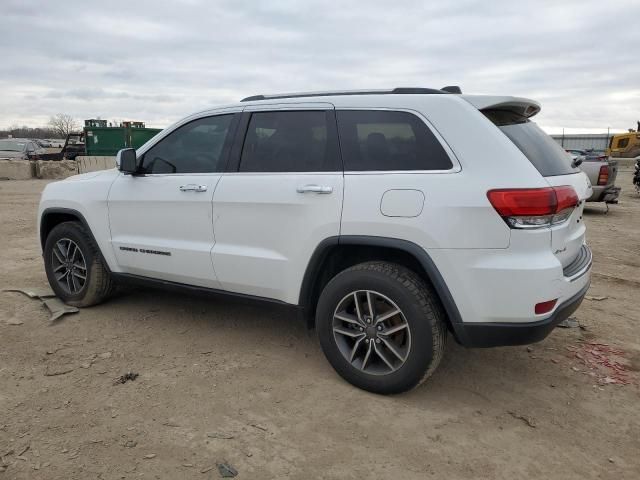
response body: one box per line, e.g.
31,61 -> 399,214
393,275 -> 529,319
296,184 -> 333,194
179,184 -> 208,192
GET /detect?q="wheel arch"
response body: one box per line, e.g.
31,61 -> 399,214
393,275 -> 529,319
299,236 -> 464,338
39,207 -> 111,272
41,208 -> 85,248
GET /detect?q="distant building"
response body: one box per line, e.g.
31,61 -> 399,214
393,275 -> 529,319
550,133 -> 611,153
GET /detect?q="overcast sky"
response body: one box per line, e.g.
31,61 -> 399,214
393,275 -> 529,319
2,0 -> 639,134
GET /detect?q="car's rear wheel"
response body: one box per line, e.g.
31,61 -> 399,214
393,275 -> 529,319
316,262 -> 447,394
44,221 -> 114,307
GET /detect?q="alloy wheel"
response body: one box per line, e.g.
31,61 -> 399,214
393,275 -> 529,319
51,238 -> 87,295
332,290 -> 411,375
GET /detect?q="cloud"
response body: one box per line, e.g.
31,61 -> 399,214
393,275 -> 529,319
1,0 -> 639,132
43,88 -> 180,103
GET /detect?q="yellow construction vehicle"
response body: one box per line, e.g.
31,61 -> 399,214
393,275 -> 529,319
607,122 -> 640,158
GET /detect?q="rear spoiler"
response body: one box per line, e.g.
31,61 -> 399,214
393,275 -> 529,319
462,95 -> 541,118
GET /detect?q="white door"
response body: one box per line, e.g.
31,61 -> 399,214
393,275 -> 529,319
108,113 -> 238,288
211,105 -> 343,304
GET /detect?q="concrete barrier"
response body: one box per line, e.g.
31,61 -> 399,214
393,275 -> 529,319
77,156 -> 116,174
1,157 -> 116,180
0,159 -> 35,180
34,160 -> 78,179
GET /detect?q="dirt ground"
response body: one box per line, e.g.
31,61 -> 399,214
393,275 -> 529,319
1,170 -> 639,480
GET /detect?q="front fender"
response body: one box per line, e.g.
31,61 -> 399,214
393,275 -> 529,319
38,170 -> 121,272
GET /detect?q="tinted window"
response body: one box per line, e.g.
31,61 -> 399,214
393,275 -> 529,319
141,115 -> 233,174
484,109 -> 577,177
336,110 -> 453,171
240,111 -> 338,172
618,138 -> 629,148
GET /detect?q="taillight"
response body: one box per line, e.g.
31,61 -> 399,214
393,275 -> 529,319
554,185 -> 580,211
487,186 -> 579,229
597,165 -> 609,185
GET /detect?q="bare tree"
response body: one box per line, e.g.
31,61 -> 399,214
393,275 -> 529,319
48,114 -> 79,138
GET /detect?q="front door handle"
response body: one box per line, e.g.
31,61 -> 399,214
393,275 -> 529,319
296,184 -> 333,194
179,184 -> 208,192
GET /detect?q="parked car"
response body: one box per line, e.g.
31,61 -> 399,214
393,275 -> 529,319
38,87 -> 592,394
579,157 -> 619,204
566,148 -> 607,162
0,138 -> 46,160
564,149 -> 619,204
566,149 -> 586,164
45,139 -> 65,148
583,149 -> 608,161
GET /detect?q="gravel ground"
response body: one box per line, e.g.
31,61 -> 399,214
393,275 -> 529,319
1,169 -> 639,479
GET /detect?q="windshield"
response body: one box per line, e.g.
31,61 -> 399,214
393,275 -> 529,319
0,140 -> 26,152
483,109 -> 578,177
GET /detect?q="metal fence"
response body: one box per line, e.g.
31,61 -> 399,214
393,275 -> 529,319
550,132 -> 611,153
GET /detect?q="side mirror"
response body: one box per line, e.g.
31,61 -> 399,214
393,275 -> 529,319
117,148 -> 138,174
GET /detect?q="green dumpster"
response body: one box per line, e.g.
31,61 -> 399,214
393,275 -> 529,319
129,127 -> 161,149
83,120 -> 162,156
85,127 -> 127,156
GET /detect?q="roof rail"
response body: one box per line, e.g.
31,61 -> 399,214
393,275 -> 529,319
240,86 -> 461,102
441,85 -> 462,94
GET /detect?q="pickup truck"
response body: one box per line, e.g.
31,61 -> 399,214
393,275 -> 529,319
566,150 -> 620,204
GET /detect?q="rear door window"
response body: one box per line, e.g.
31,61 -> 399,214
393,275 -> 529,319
336,110 -> 453,171
239,111 -> 339,172
483,109 -> 577,177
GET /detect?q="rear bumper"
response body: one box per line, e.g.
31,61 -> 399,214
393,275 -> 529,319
587,185 -> 620,203
453,281 -> 590,348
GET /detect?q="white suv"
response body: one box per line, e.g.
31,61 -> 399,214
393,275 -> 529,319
38,87 -> 593,393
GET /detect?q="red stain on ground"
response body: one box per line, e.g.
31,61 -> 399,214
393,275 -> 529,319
567,342 -> 633,385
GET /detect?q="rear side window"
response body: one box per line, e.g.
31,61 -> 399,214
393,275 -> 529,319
239,111 -> 339,172
336,110 -> 453,171
483,109 -> 577,177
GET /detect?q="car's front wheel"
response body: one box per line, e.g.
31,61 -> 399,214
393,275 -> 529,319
316,262 -> 447,394
44,221 -> 114,307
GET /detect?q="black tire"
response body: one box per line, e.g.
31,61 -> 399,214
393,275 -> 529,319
44,221 -> 114,307
316,262 -> 447,394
